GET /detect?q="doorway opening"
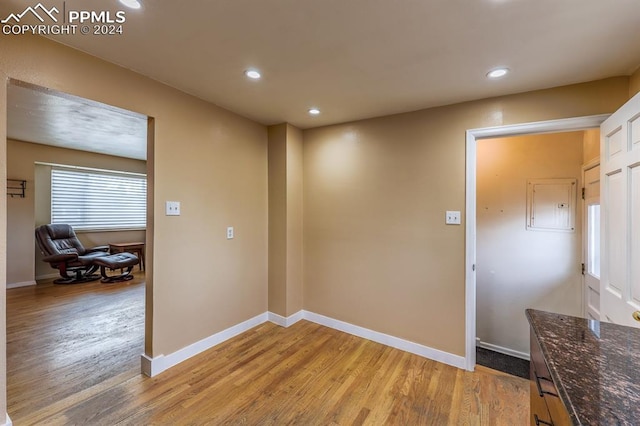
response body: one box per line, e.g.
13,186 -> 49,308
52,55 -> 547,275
464,114 -> 609,371
5,79 -> 154,421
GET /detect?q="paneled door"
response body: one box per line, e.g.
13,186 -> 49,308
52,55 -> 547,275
583,164 -> 600,320
600,91 -> 640,327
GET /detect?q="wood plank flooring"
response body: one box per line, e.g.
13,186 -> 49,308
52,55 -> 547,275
7,277 -> 529,425
7,274 -> 145,423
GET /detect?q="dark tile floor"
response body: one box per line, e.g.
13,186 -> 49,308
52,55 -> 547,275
476,347 -> 529,379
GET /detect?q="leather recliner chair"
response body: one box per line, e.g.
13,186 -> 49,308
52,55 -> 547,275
35,224 -> 110,284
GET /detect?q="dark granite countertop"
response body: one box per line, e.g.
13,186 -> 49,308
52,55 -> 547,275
526,309 -> 640,426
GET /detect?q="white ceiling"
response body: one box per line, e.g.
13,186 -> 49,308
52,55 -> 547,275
7,82 -> 147,160
2,0 -> 640,136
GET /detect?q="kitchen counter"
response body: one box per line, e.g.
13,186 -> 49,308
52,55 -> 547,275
526,309 -> 640,425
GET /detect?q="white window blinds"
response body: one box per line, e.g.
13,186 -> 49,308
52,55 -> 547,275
51,167 -> 147,231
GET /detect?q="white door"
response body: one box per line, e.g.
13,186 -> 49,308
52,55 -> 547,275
600,91 -> 640,327
583,164 -> 600,320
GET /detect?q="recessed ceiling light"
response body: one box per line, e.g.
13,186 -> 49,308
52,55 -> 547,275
119,0 -> 142,9
244,69 -> 261,80
487,68 -> 509,79
308,108 -> 321,115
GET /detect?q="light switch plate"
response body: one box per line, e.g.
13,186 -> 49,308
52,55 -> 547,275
227,226 -> 234,239
166,201 -> 180,216
445,210 -> 461,225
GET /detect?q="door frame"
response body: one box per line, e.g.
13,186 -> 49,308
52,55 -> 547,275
464,114 -> 610,371
582,158 -> 600,319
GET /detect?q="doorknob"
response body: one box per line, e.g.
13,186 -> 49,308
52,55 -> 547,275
633,311 -> 640,322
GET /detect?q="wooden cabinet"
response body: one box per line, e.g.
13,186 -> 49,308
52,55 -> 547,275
530,327 -> 572,426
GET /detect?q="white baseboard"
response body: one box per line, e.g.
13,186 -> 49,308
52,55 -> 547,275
477,340 -> 530,361
141,309 -> 466,377
141,312 -> 269,377
268,310 -> 304,327
303,311 -> 466,370
140,353 -> 156,377
7,280 -> 36,289
4,413 -> 12,426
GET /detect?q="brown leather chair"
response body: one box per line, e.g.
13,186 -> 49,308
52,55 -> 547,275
35,224 -> 110,284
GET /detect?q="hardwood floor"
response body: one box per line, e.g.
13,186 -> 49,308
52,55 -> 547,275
7,277 -> 528,425
7,273 -> 145,423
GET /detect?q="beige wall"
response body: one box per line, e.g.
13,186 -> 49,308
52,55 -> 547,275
303,77 -> 629,356
267,124 -> 303,317
286,125 -> 304,315
630,66 -> 640,98
268,124 -> 287,315
7,139 -> 147,284
476,133 -> 584,356
582,129 -> 600,165
0,33 -> 269,402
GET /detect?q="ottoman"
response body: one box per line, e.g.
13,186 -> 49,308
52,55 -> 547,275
91,252 -> 140,283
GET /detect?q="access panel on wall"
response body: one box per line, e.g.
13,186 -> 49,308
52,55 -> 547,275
526,178 -> 577,232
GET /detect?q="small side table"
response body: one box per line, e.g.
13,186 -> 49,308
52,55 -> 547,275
109,242 -> 145,272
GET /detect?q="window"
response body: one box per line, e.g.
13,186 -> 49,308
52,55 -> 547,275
587,204 -> 601,278
51,167 -> 146,231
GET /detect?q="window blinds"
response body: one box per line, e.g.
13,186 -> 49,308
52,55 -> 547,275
51,168 -> 147,231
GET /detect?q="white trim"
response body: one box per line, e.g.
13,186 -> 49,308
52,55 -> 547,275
3,414 -> 12,426
268,310 -> 304,327
465,114 -> 610,371
141,309 -> 468,377
476,340 -> 530,361
581,158 -> 601,319
141,312 -> 268,377
465,114 -> 609,140
140,353 -> 156,377
267,312 -> 286,327
7,280 -> 36,289
303,310 -> 466,369
465,130 -> 477,371
582,157 -> 600,172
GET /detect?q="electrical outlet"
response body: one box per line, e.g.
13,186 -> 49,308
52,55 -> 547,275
227,226 -> 234,239
166,201 -> 180,216
445,210 -> 461,225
